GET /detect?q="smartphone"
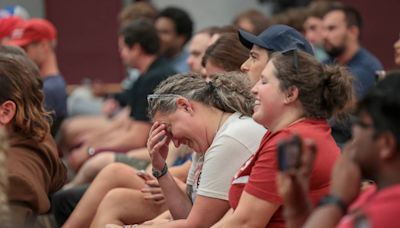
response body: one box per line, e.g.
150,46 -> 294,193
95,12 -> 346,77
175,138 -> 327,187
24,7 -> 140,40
277,135 -> 302,171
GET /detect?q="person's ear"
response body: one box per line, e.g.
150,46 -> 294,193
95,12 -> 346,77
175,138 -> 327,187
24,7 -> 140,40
0,100 -> 16,125
348,25 -> 359,42
129,43 -> 141,54
377,132 -> 397,160
38,40 -> 50,52
176,98 -> 193,113
284,86 -> 299,104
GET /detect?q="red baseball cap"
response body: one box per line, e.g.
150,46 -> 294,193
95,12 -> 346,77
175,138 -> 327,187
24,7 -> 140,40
7,18 -> 57,46
0,16 -> 23,40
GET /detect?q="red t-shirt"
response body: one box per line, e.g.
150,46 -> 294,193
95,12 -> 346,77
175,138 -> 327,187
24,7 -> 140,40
338,184 -> 400,228
229,119 -> 340,228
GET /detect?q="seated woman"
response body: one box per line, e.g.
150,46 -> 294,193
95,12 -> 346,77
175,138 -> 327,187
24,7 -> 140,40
90,72 -> 266,228
215,49 -> 353,227
66,31 -> 248,188
0,46 -> 67,226
55,33 -> 251,227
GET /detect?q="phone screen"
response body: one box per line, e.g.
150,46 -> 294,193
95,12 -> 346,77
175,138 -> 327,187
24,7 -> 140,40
277,136 -> 302,171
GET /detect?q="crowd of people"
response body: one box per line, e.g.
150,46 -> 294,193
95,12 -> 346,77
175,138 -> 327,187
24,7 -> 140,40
0,1 -> 400,228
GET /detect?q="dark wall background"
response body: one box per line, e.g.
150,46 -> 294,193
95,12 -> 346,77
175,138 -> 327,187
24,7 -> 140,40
44,0 -> 399,85
45,0 -> 124,84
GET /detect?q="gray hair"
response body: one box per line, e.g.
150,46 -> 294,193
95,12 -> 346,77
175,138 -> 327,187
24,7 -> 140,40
148,72 -> 254,118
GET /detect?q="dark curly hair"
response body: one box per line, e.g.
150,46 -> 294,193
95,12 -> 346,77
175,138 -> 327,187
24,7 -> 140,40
158,7 -> 193,44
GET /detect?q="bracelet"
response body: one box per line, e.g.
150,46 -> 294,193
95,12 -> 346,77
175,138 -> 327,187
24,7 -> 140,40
318,194 -> 347,215
86,147 -> 96,157
152,163 -> 168,178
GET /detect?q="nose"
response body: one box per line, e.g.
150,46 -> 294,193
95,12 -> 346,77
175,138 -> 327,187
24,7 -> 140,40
240,58 -> 250,73
187,55 -> 194,67
251,80 -> 260,96
321,27 -> 329,39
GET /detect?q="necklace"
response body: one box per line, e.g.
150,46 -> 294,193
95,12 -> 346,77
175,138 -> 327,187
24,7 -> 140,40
216,111 -> 225,134
207,111 -> 226,148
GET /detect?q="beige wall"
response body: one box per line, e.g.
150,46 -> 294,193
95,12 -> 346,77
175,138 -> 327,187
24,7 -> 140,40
152,0 -> 272,32
0,0 -> 44,18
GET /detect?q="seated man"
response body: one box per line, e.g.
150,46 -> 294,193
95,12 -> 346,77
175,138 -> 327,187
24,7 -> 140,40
7,18 -> 68,136
65,19 -> 176,171
155,7 -> 193,73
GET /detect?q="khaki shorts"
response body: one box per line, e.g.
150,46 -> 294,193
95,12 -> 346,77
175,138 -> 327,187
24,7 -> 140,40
114,154 -> 150,170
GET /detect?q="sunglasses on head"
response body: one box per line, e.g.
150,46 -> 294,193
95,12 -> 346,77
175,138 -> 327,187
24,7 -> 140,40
147,94 -> 181,106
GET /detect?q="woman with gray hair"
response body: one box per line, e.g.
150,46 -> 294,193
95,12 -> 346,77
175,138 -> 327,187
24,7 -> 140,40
96,72 -> 266,228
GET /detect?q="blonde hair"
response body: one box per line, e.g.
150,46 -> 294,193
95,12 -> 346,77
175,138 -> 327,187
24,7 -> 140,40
148,72 -> 254,118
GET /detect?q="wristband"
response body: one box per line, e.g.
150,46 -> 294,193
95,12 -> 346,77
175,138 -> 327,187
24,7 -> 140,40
152,163 -> 168,178
318,194 -> 347,215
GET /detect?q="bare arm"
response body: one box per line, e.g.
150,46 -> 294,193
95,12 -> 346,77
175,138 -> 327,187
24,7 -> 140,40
157,171 -> 193,219
137,195 -> 230,228
146,122 -> 193,219
93,120 -> 151,152
304,151 -> 362,228
221,192 -> 279,228
86,107 -> 131,141
211,209 -> 233,228
303,205 -> 344,228
278,172 -> 312,228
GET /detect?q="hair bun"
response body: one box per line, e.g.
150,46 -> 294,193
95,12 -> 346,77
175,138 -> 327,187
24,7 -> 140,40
321,64 -> 354,115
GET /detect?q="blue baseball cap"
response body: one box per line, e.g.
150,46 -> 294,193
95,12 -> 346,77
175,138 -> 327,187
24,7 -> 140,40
238,24 -> 314,55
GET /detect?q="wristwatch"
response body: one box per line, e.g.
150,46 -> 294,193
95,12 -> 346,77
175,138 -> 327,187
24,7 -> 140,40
152,163 -> 168,178
318,194 -> 347,215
